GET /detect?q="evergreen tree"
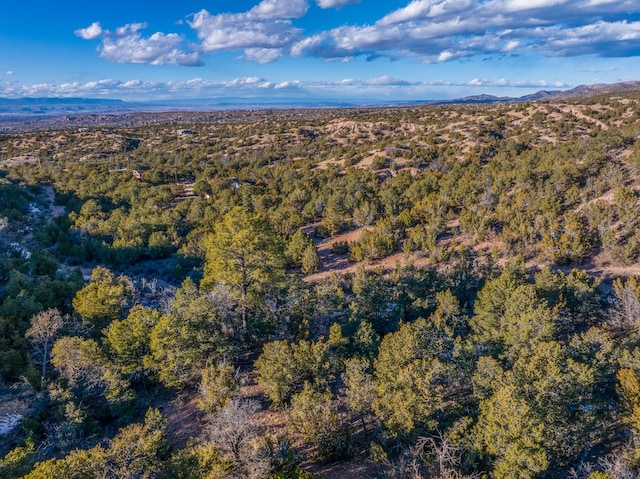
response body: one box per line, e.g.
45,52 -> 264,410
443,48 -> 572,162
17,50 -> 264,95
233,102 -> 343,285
201,206 -> 285,336
72,266 -> 133,333
301,244 -> 321,274
148,278 -> 229,388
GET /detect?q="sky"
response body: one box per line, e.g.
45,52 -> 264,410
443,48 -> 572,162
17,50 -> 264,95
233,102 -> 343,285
0,0 -> 639,103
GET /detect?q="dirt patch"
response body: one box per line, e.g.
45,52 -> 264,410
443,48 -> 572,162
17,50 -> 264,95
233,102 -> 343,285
157,394 -> 206,450
0,384 -> 38,447
0,389 -> 33,417
42,185 -> 66,218
1,155 -> 39,167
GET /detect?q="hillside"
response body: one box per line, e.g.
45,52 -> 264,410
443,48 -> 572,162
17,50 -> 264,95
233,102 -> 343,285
1,87 -> 640,478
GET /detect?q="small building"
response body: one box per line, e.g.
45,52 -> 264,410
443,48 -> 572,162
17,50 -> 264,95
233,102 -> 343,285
176,129 -> 195,135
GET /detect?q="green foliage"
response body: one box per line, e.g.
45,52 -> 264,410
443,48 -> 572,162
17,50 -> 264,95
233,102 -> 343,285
104,305 -> 160,379
350,217 -> 398,262
72,266 -> 133,332
0,439 -> 36,479
372,318 -> 451,437
538,212 -> 596,265
588,473 -> 612,479
471,259 -> 560,360
476,384 -> 549,479
201,206 -> 285,336
352,320 -> 381,360
474,340 -> 600,476
255,338 -> 333,406
285,229 -> 314,268
342,357 -> 376,433
5,97 -> 640,476
168,442 -> 232,479
290,384 -> 351,460
471,258 -> 528,341
197,361 -> 239,416
617,368 -> 640,434
301,244 -> 321,274
24,408 -> 168,479
148,278 -> 229,388
255,340 -> 301,406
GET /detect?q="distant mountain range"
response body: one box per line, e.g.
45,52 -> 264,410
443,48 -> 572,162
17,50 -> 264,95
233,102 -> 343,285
0,97 -> 129,115
1,81 -> 639,132
434,81 -> 640,104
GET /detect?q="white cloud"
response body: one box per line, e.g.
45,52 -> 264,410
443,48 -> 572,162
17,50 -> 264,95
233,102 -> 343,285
189,9 -> 296,59
437,50 -> 458,61
292,0 -> 640,64
188,0 -> 309,62
538,20 -> 640,56
366,75 -> 412,86
5,71 -> 14,76
75,22 -> 103,40
73,0 -> 640,68
76,22 -> 202,66
113,23 -> 146,37
503,40 -> 520,51
225,76 -> 265,86
274,80 -> 302,89
315,0 -> 361,8
502,0 -> 568,13
0,75 -> 575,102
100,30 -> 203,66
378,0 -> 432,25
244,47 -> 286,63
250,0 -> 309,19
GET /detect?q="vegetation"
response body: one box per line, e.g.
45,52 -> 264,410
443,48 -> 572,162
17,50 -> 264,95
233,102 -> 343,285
1,91 -> 640,477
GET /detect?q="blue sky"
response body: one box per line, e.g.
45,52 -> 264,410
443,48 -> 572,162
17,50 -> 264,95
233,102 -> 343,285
1,0 -> 639,102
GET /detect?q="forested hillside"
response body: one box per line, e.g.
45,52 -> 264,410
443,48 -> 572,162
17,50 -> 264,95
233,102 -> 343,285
2,91 -> 640,478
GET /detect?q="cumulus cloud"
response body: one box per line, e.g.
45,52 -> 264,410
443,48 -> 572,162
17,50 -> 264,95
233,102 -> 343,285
250,0 -> 309,19
188,0 -> 309,62
292,0 -> 640,64
75,22 -> 103,40
274,80 -> 302,89
72,0 -> 640,68
244,47 -> 286,64
226,76 -> 264,86
534,20 -> 640,57
5,71 -> 14,76
76,22 -> 202,66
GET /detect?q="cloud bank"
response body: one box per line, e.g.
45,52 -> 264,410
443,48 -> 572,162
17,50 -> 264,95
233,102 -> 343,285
0,75 -> 570,101
75,0 -> 640,66
293,0 -> 640,63
76,0 -> 640,66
